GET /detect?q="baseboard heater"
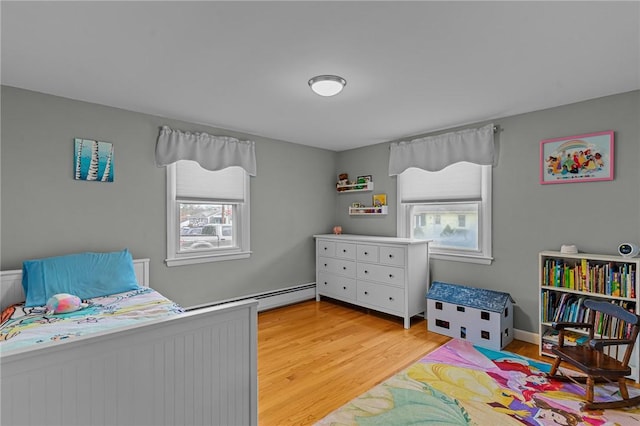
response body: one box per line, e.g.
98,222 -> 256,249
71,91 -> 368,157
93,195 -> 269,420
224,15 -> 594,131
186,282 -> 316,312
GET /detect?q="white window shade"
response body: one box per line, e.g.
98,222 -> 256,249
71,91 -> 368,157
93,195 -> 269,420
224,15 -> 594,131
176,161 -> 245,202
399,162 -> 483,202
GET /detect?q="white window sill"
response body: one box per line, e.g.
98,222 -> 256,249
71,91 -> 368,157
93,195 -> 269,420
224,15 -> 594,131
430,251 -> 493,265
165,250 -> 252,267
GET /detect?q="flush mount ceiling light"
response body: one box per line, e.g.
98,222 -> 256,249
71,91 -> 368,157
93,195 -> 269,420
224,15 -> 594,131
308,75 -> 346,97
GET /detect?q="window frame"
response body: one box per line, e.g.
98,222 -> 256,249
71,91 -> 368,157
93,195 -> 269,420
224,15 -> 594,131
397,164 -> 493,264
165,163 -> 251,267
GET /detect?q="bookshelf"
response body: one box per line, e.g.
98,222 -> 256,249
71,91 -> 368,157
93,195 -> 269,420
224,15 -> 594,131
538,250 -> 640,382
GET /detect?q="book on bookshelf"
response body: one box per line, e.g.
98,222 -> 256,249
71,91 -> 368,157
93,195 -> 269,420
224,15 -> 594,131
542,329 -> 589,347
542,257 -> 636,298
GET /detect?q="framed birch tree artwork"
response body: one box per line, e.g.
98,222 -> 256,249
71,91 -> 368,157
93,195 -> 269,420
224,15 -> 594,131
74,138 -> 114,182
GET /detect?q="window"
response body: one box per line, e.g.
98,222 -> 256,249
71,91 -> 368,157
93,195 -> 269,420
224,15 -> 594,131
166,160 -> 250,266
397,162 -> 492,264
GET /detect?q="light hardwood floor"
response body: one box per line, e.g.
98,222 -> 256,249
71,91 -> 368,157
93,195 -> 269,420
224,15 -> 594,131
257,298 -> 544,425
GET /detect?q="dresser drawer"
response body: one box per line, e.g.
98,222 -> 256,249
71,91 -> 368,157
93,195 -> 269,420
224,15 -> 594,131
335,242 -> 356,260
318,256 -> 356,278
356,263 -> 405,287
357,281 -> 404,313
317,240 -> 336,257
379,246 -> 405,266
318,272 -> 356,300
356,244 -> 379,263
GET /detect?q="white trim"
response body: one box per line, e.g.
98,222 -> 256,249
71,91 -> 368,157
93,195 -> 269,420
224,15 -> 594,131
165,250 -> 252,267
186,282 -> 316,312
514,328 -> 539,345
429,252 -> 493,265
166,164 -> 178,259
479,164 -> 492,260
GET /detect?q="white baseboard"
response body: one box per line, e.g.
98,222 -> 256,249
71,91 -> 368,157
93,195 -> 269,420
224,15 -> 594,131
187,282 -> 316,312
514,328 -> 539,345
254,283 -> 316,312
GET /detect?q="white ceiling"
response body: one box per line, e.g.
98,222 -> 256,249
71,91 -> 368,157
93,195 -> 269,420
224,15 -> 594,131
2,1 -> 639,151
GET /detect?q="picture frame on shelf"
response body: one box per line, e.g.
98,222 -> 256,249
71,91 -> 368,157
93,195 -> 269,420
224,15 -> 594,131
357,175 -> 372,183
373,193 -> 387,207
539,130 -> 614,184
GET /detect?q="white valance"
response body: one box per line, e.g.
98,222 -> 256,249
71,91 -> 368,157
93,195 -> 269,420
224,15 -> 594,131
388,123 -> 495,176
155,126 -> 257,176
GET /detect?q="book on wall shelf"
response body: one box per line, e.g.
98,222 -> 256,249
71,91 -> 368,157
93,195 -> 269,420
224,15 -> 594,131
538,250 -> 640,381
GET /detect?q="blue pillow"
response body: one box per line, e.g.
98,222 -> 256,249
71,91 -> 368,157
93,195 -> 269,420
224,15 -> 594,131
22,249 -> 140,307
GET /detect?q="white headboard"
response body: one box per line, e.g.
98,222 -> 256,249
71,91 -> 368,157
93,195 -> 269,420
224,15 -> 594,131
0,258 -> 150,311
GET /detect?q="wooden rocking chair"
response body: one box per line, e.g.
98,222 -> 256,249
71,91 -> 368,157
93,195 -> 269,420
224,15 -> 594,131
548,299 -> 640,410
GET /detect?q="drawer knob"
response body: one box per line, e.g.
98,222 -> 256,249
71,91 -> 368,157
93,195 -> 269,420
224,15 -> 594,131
324,263 -> 327,267
364,291 -> 368,295
343,286 -> 347,290
324,281 -> 327,285
343,266 -> 347,270
389,297 -> 394,301
343,249 -> 347,253
364,270 -> 369,274
364,252 -> 368,255
389,255 -> 393,259
324,247 -> 327,250
389,274 -> 394,278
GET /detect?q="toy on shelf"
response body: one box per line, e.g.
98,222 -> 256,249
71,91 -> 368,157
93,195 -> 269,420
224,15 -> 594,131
337,173 -> 349,192
336,174 -> 374,192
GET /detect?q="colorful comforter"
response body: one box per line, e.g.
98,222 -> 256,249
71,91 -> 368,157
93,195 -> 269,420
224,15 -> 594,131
0,287 -> 184,353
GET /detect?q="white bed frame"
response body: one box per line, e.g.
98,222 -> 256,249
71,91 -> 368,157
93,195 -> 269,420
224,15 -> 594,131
1,259 -> 258,426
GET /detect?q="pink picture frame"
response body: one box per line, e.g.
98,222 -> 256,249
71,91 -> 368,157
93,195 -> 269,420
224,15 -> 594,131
539,130 -> 614,184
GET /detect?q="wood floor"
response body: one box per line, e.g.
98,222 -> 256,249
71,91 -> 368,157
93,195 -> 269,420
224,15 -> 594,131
257,298 -> 544,426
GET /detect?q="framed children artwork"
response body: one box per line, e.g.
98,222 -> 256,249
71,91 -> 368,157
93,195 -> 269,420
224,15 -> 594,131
539,130 -> 614,184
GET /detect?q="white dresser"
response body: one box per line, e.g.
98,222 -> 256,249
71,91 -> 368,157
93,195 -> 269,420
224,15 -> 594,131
314,234 -> 429,329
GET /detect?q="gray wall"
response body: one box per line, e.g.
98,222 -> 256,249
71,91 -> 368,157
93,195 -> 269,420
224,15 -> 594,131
337,90 -> 640,333
2,86 -> 638,333
1,86 -> 336,307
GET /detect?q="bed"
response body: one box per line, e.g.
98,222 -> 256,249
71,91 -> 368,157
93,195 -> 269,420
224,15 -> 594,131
1,253 -> 258,426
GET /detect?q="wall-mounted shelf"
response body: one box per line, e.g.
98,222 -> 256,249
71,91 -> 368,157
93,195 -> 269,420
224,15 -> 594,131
337,181 -> 373,193
348,205 -> 388,216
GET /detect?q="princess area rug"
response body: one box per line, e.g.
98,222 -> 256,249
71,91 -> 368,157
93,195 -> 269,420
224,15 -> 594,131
316,339 -> 640,425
